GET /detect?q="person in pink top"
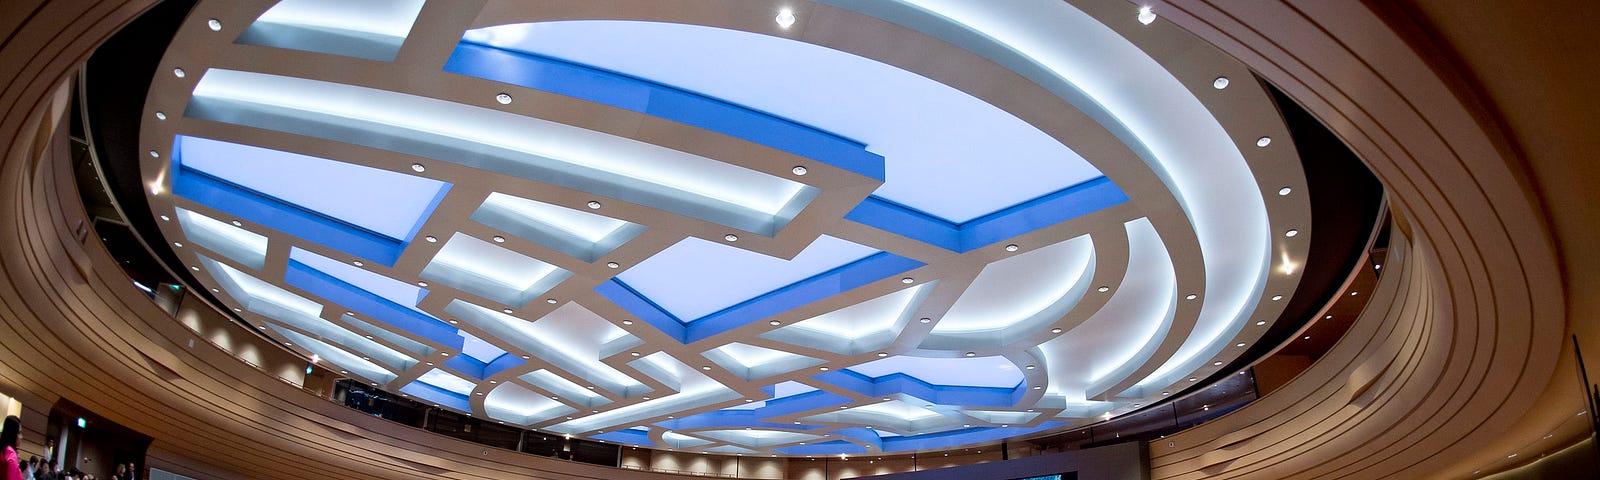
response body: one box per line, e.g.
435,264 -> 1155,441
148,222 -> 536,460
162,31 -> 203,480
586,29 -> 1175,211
1,416 -> 23,480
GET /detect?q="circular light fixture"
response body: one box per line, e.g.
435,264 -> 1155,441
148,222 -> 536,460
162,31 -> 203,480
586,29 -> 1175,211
1212,76 -> 1230,89
173,242 -> 183,247
630,351 -> 640,356
919,317 -> 931,324
1185,294 -> 1198,300
792,165 -> 808,175
1278,187 -> 1292,196
352,260 -> 364,267
417,281 -> 428,287
1137,6 -> 1156,25
1304,336 -> 1311,340
621,320 -> 633,325
819,367 -> 830,371
493,235 -> 506,243
424,235 -> 437,243
701,366 -> 712,371
545,298 -> 557,304
173,67 -> 186,78
447,319 -> 458,325
495,93 -> 512,104
1004,244 -> 1019,252
149,150 -> 160,158
502,308 -> 514,314
1256,136 -> 1273,147
230,220 -> 243,227
1271,295 -> 1283,301
1256,320 -> 1267,326
1236,343 -> 1248,347
190,266 -> 199,271
1098,286 -> 1110,292
207,19 -> 222,31
769,320 -> 781,326
1213,361 -> 1223,366
1351,291 -> 1360,296
411,163 -> 425,172
1050,328 -> 1063,334
1188,377 -> 1197,382
160,215 -> 170,221
1285,229 -> 1299,237
606,262 -> 620,269
1025,365 -> 1035,370
901,277 -> 915,284
724,234 -> 739,242
154,112 -> 167,121
877,352 -> 889,357
587,201 -> 602,209
964,352 -> 976,357
775,9 -> 797,28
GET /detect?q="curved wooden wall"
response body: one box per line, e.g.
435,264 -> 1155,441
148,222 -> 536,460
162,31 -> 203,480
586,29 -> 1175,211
0,1 -> 1574,480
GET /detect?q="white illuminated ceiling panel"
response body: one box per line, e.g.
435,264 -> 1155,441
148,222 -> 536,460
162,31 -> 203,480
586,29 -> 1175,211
618,235 -> 878,321
422,233 -> 570,307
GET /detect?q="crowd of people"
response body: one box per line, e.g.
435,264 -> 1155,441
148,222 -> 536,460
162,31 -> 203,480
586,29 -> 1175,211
1,416 -> 137,480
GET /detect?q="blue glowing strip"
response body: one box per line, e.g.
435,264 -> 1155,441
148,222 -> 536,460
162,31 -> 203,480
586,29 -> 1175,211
831,427 -> 884,451
400,380 -> 472,412
846,177 -> 1127,252
775,441 -> 869,455
817,370 -> 1024,408
655,411 -> 823,432
170,137 -> 451,266
880,422 -> 1064,452
444,354 -> 523,381
445,42 -> 885,181
598,252 -> 924,344
591,429 -> 654,446
285,260 -> 463,351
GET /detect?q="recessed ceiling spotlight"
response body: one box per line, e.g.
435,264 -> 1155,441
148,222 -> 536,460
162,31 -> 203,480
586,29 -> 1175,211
495,93 -> 512,104
770,320 -> 782,326
352,260 -> 364,267
1137,6 -> 1156,25
1004,244 -> 1019,252
1256,320 -> 1267,326
440,352 -> 449,356
1351,291 -> 1359,296
776,9 -> 797,28
364,335 -> 374,339
417,281 -> 428,287
257,325 -> 264,329
173,67 -> 186,78
173,242 -> 183,248
1212,76 -> 1230,89
411,163 -> 426,173
1213,361 -> 1224,366
231,220 -> 243,227
724,234 -> 739,242
210,288 -> 219,293
1278,187 -> 1292,196
1304,336 -> 1311,340
792,165 -> 808,175
523,355 -> 531,359
493,235 -> 506,243
1236,342 -> 1247,347
1025,365 -> 1035,370
233,308 -> 242,312
545,298 -> 557,304
819,367 -> 830,371
149,150 -> 160,158
630,351 -> 640,356
1375,264 -> 1383,270
1325,315 -> 1333,319
160,215 -> 170,221
901,277 -> 915,284
1271,295 -> 1283,301
502,308 -> 514,314
1185,294 -> 1198,300
1098,286 -> 1110,292
190,266 -> 199,271
587,201 -> 602,209
701,366 -> 712,371
919,317 -> 931,324
606,262 -> 620,269
155,112 -> 167,121
1050,328 -> 1063,334
1188,377 -> 1197,382
1256,136 -> 1273,147
447,319 -> 458,324
964,352 -> 976,357
622,320 -> 633,325
1032,386 -> 1042,390
1285,229 -> 1299,237
1162,391 -> 1170,396
207,19 -> 222,31
877,352 -> 889,357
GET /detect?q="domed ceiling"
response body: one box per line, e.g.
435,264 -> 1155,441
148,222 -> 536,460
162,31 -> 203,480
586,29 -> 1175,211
136,0 -> 1310,456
